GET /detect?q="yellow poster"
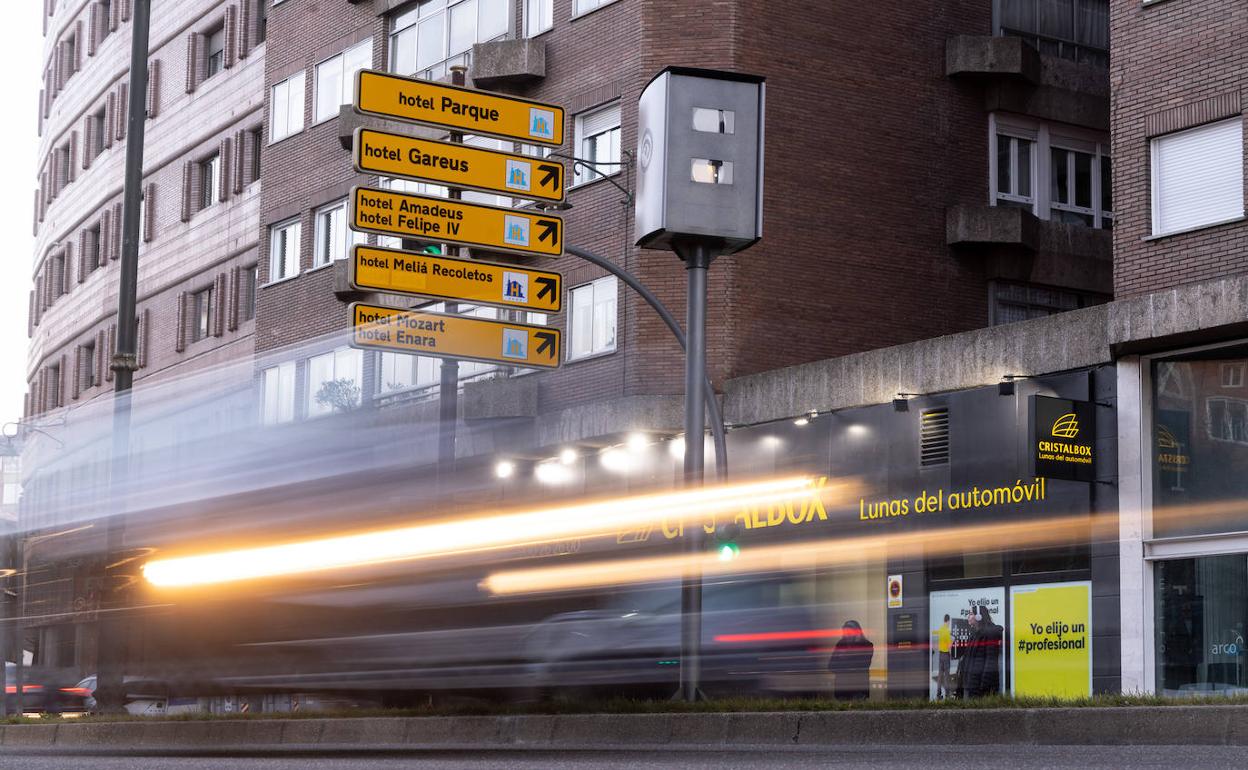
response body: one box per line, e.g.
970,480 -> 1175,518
1009,581 -> 1092,698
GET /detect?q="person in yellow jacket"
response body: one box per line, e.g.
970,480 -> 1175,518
935,614 -> 952,699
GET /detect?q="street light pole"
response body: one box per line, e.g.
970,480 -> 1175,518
436,66 -> 469,495
97,0 -> 151,714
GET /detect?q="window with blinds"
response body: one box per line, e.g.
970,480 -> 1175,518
574,102 -> 621,186
1151,117 -> 1244,237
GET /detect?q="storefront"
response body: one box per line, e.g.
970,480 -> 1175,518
1135,341 -> 1248,696
718,365 -> 1120,699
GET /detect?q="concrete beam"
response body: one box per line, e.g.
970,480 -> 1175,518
945,35 -> 1041,84
471,39 -> 547,89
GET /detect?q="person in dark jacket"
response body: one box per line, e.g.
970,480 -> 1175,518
963,606 -> 1004,697
828,620 -> 873,700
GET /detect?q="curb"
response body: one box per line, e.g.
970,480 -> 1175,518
2,706 -> 1247,748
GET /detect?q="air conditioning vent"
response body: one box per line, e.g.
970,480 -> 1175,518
920,408 -> 950,467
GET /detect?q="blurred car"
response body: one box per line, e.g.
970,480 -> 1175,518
74,674 -> 200,716
4,662 -> 91,715
523,576 -> 831,699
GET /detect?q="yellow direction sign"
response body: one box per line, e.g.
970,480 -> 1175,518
354,127 -> 565,203
350,186 -> 563,258
350,302 -> 560,370
348,244 -> 562,312
355,70 -> 564,147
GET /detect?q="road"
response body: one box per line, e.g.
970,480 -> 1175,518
0,745 -> 1244,769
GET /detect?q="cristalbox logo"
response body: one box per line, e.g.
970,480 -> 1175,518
1051,413 -> 1080,439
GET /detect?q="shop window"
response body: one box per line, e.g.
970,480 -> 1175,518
1206,398 -> 1248,445
389,0 -> 508,83
1151,117 -> 1244,237
1154,555 -> 1248,695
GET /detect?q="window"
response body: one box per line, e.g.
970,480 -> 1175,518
269,218 -> 301,282
191,285 -> 213,342
1222,363 -> 1245,389
313,199 -> 364,267
1050,146 -> 1095,226
995,0 -> 1108,67
1151,117 -> 1244,237
200,154 -> 220,211
270,72 -> 306,142
53,253 -> 66,299
89,108 -> 106,159
991,117 -> 1112,229
79,341 -> 96,389
47,363 -> 60,409
1207,398 -> 1248,445
389,0 -> 508,82
995,133 -> 1034,208
990,282 -> 1105,325
525,0 -> 552,36
249,127 -> 263,183
1154,555 -> 1248,696
241,265 -> 257,322
260,361 -> 295,425
568,276 -> 617,360
306,348 -> 363,417
574,0 -> 617,14
205,26 -> 225,79
97,2 -> 113,45
378,351 -> 439,394
573,102 -> 621,186
84,223 -> 101,275
315,40 -> 372,123
258,0 -> 269,44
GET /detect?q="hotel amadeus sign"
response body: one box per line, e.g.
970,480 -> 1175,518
1030,395 -> 1096,483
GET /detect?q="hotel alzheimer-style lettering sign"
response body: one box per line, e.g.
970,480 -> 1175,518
1030,395 -> 1096,483
350,302 -> 560,370
348,244 -> 561,313
354,127 -> 565,203
350,186 -> 563,258
355,70 -> 565,147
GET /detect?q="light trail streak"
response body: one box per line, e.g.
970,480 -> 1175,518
143,475 -> 849,588
482,510 -> 1108,595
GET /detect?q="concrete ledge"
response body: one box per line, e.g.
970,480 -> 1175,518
7,706 -> 1248,748
471,39 -> 546,88
946,36 -> 1041,83
946,204 -> 1039,250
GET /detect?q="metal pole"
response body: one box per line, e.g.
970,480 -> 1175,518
679,241 -> 713,702
97,0 -> 151,714
564,245 -> 727,480
437,66 -> 468,494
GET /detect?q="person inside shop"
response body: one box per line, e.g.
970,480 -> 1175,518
963,605 -> 1004,697
828,620 -> 874,700
935,613 -> 952,699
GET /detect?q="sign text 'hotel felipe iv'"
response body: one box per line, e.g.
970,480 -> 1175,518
1030,395 -> 1096,483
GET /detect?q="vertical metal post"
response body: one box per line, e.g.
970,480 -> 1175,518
679,241 -> 713,702
97,0 -> 151,714
437,66 -> 468,493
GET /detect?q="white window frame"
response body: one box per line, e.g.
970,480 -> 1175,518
567,275 -> 617,361
269,71 -> 306,143
200,153 -> 220,211
989,113 -> 1113,230
260,361 -> 296,425
314,39 -> 372,124
313,199 -> 364,268
268,217 -> 301,283
191,285 -> 213,342
1222,363 -> 1246,389
306,347 -> 364,418
572,102 -> 621,187
1150,117 -> 1245,238
525,0 -> 552,36
573,0 -> 620,16
388,0 -> 510,82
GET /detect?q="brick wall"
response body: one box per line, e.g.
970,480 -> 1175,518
1111,0 -> 1248,297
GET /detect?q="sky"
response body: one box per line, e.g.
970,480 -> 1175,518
0,5 -> 46,432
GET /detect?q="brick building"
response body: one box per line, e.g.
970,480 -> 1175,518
252,0 -> 1113,456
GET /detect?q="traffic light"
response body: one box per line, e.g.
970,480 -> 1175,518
714,522 -> 741,562
421,245 -> 442,255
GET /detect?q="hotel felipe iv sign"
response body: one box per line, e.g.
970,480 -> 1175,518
1031,396 -> 1096,483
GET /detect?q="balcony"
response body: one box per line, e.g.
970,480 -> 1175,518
946,36 -> 1041,84
470,38 -> 547,89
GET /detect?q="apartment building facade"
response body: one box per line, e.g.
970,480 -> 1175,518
252,0 -> 1114,455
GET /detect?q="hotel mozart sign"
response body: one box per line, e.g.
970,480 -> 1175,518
1031,395 -> 1096,483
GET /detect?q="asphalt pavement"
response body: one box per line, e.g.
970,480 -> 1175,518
0,745 -> 1246,769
